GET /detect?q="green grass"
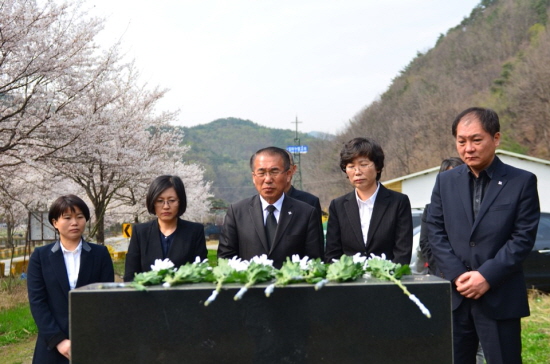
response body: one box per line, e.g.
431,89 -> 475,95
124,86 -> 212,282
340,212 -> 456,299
521,290 -> 550,362
0,304 -> 37,346
112,249 -> 218,279
207,249 -> 218,267
113,260 -> 125,278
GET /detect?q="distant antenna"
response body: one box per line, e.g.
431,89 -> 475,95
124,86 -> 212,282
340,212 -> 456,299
291,116 -> 303,190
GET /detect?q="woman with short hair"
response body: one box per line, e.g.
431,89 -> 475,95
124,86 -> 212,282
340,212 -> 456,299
325,137 -> 413,264
124,175 -> 207,281
27,195 -> 114,363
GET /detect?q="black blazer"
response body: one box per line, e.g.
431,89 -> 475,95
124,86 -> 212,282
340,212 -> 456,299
124,218 -> 207,281
427,157 -> 539,318
287,185 -> 322,216
287,185 -> 325,243
325,184 -> 413,265
217,194 -> 324,268
27,240 -> 114,364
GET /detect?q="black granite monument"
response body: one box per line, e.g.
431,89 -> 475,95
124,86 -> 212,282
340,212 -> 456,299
70,275 -> 452,363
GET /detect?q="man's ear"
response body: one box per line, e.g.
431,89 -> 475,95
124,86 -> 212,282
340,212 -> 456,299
494,132 -> 501,147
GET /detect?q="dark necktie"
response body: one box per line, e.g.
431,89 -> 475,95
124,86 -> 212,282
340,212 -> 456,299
265,205 -> 277,251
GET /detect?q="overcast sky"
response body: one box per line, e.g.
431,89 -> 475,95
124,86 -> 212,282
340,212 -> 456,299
89,0 -> 480,135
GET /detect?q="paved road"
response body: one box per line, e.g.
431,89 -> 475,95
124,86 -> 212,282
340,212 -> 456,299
1,237 -> 131,277
2,236 -> 218,276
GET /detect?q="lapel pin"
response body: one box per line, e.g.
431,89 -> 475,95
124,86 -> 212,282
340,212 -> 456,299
288,211 -> 292,215
498,181 -> 502,185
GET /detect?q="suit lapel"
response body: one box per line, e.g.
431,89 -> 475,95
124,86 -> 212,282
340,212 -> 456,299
49,242 -> 70,297
76,241 -> 93,288
148,220 -> 164,259
168,219 -> 184,260
456,167 -> 474,227
473,160 -> 507,231
343,192 -> 365,251
367,185 -> 390,243
271,197 -> 293,252
250,196 -> 270,253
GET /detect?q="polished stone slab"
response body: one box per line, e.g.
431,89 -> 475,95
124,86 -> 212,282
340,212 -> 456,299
70,275 -> 452,364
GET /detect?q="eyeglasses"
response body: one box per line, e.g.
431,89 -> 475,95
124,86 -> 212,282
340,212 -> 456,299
345,163 -> 375,172
253,168 -> 289,178
154,199 -> 179,207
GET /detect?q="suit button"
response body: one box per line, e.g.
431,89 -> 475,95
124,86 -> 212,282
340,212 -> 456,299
470,241 -> 476,247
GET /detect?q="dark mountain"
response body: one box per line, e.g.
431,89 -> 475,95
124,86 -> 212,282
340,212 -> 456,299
178,0 -> 550,210
178,118 -> 323,203
301,0 -> 550,208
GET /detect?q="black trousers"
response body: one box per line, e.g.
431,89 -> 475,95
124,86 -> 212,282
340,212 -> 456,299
453,298 -> 522,364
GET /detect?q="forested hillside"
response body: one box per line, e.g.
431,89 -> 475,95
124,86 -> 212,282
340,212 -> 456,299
177,118 -> 321,203
301,0 -> 550,208
174,0 -> 550,210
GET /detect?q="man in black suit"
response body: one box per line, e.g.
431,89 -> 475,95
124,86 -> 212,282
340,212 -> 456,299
325,137 -> 413,264
427,107 -> 540,364
285,151 -> 325,243
218,146 -> 324,268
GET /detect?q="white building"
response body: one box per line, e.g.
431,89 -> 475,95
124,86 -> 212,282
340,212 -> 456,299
382,150 -> 550,212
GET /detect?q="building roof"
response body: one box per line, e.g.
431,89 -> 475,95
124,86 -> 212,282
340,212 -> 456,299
382,149 -> 550,185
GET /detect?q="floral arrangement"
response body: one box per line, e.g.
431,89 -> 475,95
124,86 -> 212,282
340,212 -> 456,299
264,255 -> 327,297
131,257 -> 212,291
130,253 -> 430,318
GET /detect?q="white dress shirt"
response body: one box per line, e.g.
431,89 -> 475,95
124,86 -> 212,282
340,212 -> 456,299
356,183 -> 380,246
60,240 -> 83,290
260,194 -> 284,224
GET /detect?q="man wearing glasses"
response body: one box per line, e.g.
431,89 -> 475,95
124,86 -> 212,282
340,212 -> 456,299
218,146 -> 324,268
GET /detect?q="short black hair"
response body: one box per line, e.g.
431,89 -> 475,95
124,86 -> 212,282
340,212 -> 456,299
145,175 -> 187,216
339,137 -> 385,181
249,146 -> 291,171
48,195 -> 90,226
452,107 -> 500,138
439,157 -> 464,173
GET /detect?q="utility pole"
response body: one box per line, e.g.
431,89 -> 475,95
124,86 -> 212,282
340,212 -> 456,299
291,116 -> 303,190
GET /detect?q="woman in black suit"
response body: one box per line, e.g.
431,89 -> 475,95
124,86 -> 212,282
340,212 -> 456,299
124,175 -> 207,281
325,137 -> 413,264
27,195 -> 114,363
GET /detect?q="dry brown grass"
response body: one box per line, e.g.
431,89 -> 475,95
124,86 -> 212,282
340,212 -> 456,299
525,289 -> 550,329
0,279 -> 28,311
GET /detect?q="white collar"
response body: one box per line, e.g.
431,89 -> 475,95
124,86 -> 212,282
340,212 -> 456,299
260,193 -> 284,211
355,182 -> 380,205
60,240 -> 83,253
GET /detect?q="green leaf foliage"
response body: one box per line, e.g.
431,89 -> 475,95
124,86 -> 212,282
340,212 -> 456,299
326,255 -> 364,282
163,260 -> 214,286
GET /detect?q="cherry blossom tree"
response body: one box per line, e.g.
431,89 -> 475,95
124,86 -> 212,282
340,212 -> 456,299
0,0 -> 114,169
42,62 -> 211,244
1,1 -> 211,244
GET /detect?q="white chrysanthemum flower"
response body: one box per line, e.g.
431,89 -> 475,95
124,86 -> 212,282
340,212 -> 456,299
227,256 -> 249,271
352,252 -> 367,264
298,256 -> 310,270
250,254 -> 274,267
368,253 -> 387,261
150,258 -> 175,272
291,254 -> 309,269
